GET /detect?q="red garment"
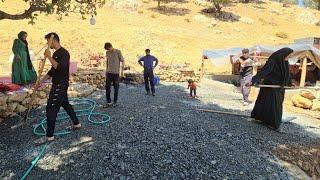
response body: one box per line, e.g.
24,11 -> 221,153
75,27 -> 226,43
0,83 -> 22,93
188,82 -> 197,90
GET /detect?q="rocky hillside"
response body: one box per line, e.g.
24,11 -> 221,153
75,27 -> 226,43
0,0 -> 319,75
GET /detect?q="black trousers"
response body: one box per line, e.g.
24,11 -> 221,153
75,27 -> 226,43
144,69 -> 155,94
46,83 -> 79,137
190,88 -> 196,97
106,73 -> 119,103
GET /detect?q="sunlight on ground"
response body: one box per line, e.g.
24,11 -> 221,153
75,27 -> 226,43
37,136 -> 94,171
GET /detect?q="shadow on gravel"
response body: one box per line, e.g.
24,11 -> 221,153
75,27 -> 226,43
0,82 -> 319,179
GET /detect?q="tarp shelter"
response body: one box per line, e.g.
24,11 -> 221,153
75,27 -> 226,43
203,44 -> 320,68
202,42 -> 320,87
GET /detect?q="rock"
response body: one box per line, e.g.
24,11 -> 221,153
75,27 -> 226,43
39,91 -> 47,99
311,100 -> 320,111
22,97 -> 31,105
38,98 -> 47,105
210,160 -> 217,165
7,92 -> 28,103
291,94 -> 312,109
0,95 -> 8,105
208,20 -> 218,28
15,104 -> 27,113
109,0 -> 140,11
8,102 -> 18,112
240,17 -> 254,25
195,0 -> 211,7
0,103 -> 7,110
300,90 -> 316,100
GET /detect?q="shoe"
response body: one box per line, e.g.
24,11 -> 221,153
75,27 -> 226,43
113,102 -> 117,107
146,92 -> 150,95
240,100 -> 245,103
103,102 -> 113,108
152,93 -> 155,96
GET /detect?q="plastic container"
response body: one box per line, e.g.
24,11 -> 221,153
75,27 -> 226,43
153,76 -> 160,85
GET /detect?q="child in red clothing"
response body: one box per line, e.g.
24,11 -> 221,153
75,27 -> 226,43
187,79 -> 197,98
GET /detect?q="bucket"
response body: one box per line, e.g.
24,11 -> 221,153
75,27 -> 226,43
153,76 -> 160,85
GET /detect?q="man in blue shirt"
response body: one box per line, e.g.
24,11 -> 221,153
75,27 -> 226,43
138,49 -> 159,96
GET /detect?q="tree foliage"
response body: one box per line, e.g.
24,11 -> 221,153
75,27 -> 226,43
0,0 -> 105,24
313,0 -> 320,10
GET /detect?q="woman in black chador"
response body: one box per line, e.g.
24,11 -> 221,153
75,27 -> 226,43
247,48 -> 294,130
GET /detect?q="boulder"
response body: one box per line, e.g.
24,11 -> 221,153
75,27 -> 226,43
15,104 -> 27,113
0,95 -> 8,105
8,102 -> 18,112
39,91 -> 47,99
300,90 -> 316,100
38,98 -> 47,105
291,94 -> 313,109
7,92 -> 28,103
311,100 -> 320,111
0,103 -> 7,110
22,97 -> 31,106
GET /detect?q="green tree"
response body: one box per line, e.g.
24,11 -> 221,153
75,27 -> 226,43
314,0 -> 320,10
0,0 -> 105,24
208,0 -> 229,13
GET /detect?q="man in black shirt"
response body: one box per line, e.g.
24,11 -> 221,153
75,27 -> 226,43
35,32 -> 81,144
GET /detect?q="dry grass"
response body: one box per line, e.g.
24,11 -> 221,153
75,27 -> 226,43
276,31 -> 289,39
0,0 -> 320,76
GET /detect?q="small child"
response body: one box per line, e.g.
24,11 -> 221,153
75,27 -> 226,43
187,79 -> 197,98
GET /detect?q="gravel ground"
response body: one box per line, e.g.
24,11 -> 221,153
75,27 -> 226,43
0,79 -> 320,179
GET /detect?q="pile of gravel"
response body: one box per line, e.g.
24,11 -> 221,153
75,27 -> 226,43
0,80 -> 319,179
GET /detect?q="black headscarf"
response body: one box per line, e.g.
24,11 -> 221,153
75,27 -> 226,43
268,47 -> 293,86
18,31 -> 32,70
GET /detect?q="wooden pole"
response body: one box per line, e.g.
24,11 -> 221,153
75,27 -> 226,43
255,84 -> 319,89
197,108 -> 250,117
299,57 -> 307,87
251,65 -> 258,98
24,35 -> 54,122
201,57 -> 204,78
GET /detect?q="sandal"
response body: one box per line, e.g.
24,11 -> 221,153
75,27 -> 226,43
66,125 -> 82,131
34,136 -> 54,146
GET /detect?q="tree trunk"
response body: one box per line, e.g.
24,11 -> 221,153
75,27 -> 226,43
214,3 -> 222,14
0,6 -> 40,20
318,2 -> 320,11
158,0 -> 161,9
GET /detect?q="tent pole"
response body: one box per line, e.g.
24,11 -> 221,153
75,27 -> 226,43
299,57 -> 307,87
201,57 -> 204,78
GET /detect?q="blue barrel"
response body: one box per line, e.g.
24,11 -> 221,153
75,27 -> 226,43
153,76 -> 160,85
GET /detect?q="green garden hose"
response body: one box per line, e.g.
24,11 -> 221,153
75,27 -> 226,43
21,98 -> 111,180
